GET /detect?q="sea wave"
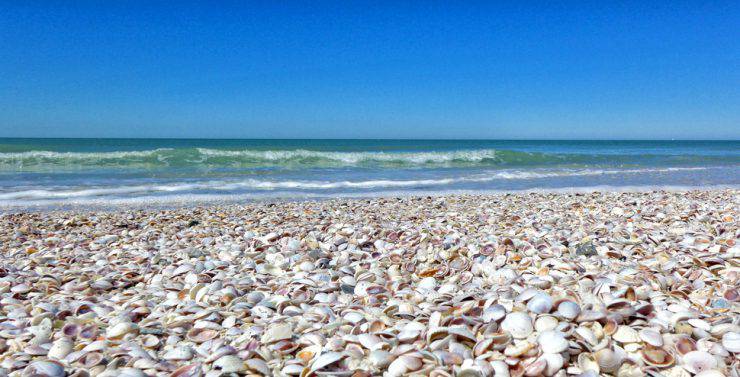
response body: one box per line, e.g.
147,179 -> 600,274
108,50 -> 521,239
0,147 -> 733,171
0,167 -> 710,201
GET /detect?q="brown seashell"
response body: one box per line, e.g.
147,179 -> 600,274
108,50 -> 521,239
674,336 -> 696,355
641,346 -> 674,367
186,328 -> 219,343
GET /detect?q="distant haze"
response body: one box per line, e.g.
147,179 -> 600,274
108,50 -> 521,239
1,3 -> 739,139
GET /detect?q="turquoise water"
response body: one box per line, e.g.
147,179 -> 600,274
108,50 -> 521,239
1,139 -> 738,208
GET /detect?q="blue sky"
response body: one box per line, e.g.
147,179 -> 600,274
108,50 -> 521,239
1,2 -> 738,139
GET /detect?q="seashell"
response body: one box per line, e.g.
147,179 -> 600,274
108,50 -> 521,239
78,325 -> 99,340
186,328 -> 218,343
594,348 -> 623,373
310,352 -> 346,373
245,359 -> 270,375
538,330 -> 569,354
675,336 -> 697,355
22,361 -> 66,377
501,312 -> 534,339
641,346 -> 675,367
368,350 -> 393,369
261,323 -> 293,343
48,337 -> 74,359
577,310 -> 606,323
61,323 -> 80,338
482,304 -> 507,323
534,315 -> 559,332
556,301 -> 581,321
387,355 -> 422,377
106,322 -> 139,339
527,293 -> 553,314
447,326 -> 477,343
170,364 -> 203,377
639,328 -> 663,347
612,325 -> 641,343
681,350 -> 717,374
523,357 -> 547,376
141,334 -> 160,348
721,332 -> 739,353
577,353 -> 600,374
542,352 -> 565,376
163,346 -> 194,361
213,355 -> 246,373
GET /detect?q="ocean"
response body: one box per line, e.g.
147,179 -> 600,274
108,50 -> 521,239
1,139 -> 738,209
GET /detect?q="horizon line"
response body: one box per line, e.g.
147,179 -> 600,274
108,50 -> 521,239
1,137 -> 739,142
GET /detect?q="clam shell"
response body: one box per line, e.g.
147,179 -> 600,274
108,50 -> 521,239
639,328 -> 663,347
641,346 -> 675,367
612,326 -> 640,343
501,312 -> 534,339
594,348 -> 622,373
22,361 -> 66,377
538,330 -> 569,354
556,301 -> 581,321
527,294 -> 553,314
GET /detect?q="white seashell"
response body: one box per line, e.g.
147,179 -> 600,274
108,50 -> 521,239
368,350 -> 393,369
213,355 -> 246,373
47,337 -> 74,359
417,277 -> 437,291
310,352 -> 346,373
23,361 -> 66,377
482,304 -> 507,323
542,352 -> 565,376
639,328 -> 664,347
386,355 -> 422,377
261,323 -> 292,343
501,312 -> 534,339
527,293 -> 553,314
693,370 -> 727,377
681,350 -> 717,374
535,315 -> 559,332
163,346 -> 194,361
538,330 -> 569,354
106,322 -> 139,339
578,353 -> 600,374
556,301 -> 581,321
721,332 -> 739,353
688,318 -> 711,332
612,326 -> 641,343
595,348 -> 623,373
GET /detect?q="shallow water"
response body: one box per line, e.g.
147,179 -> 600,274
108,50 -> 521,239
1,138 -> 738,208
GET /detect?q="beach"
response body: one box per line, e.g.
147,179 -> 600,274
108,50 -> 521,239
1,189 -> 738,376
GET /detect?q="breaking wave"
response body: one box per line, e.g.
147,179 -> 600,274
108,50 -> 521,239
0,148 -> 734,171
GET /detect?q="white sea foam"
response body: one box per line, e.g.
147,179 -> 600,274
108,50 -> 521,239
0,166 -> 712,202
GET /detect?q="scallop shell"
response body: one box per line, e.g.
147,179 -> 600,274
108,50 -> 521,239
681,351 -> 717,374
501,312 -> 534,339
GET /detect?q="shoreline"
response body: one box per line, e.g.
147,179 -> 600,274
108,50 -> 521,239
1,189 -> 738,375
2,185 -> 738,213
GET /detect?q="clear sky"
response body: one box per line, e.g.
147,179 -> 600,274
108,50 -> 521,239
1,2 -> 738,139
